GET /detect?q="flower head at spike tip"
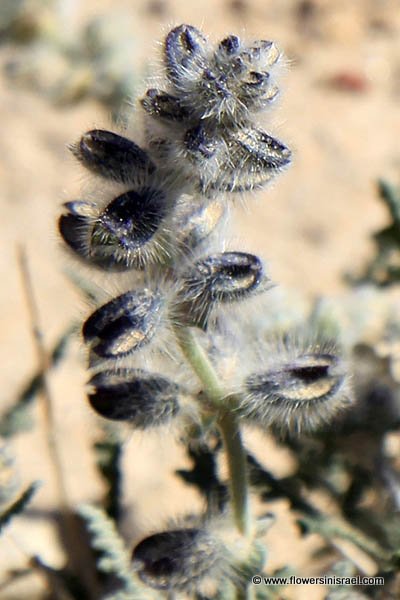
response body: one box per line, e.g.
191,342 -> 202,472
87,368 -> 182,429
141,26 -> 291,194
163,25 -> 282,124
131,527 -> 228,591
239,337 -> 352,434
82,288 -> 165,361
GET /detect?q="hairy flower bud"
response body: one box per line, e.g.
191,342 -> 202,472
163,25 -> 281,123
132,527 -> 226,591
141,89 -> 191,122
207,127 -> 291,193
240,342 -> 351,433
176,252 -> 268,327
91,188 -> 167,257
83,289 -> 164,359
87,368 -> 181,428
59,186 -> 170,270
143,22 -> 291,195
162,124 -> 291,194
165,25 -> 208,88
70,130 -> 156,184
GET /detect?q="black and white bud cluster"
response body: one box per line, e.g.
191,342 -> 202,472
143,25 -> 291,194
60,24 -> 352,595
59,24 -> 295,434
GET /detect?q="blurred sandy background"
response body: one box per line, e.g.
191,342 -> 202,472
1,0 -> 400,598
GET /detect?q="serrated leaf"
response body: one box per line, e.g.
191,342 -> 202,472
78,504 -> 157,599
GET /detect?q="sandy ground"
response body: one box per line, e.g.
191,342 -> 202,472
1,0 -> 400,598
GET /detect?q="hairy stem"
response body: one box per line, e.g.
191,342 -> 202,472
173,325 -> 225,405
174,326 -> 251,537
218,411 -> 251,536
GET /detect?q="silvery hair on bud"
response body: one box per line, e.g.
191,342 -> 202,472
82,288 -> 165,362
239,334 -> 352,434
141,24 -> 291,195
174,251 -> 269,329
87,368 -> 182,429
61,131 -> 179,271
132,526 -> 228,592
163,25 -> 282,124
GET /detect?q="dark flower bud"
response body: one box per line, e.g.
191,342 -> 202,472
241,346 -> 351,433
59,188 -> 170,270
70,130 -> 155,184
165,24 -> 208,86
177,252 -> 267,327
206,127 -> 291,193
141,89 -> 191,122
90,188 -> 167,264
148,125 -> 290,194
59,212 -> 89,256
83,289 -> 163,359
132,528 -> 225,591
88,368 -> 181,428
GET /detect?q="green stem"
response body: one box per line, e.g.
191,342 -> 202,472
174,326 -> 251,537
174,325 -> 225,405
218,412 -> 251,536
